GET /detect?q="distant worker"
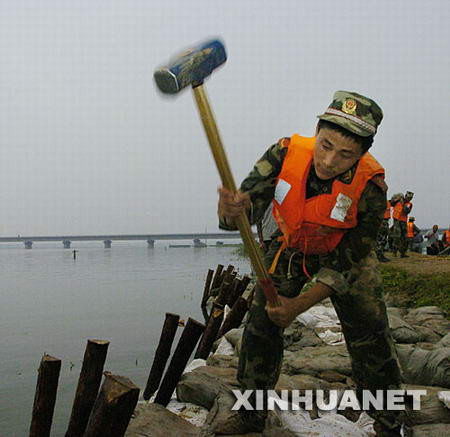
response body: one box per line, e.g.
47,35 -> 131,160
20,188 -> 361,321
411,230 -> 424,254
406,217 -> 420,252
256,204 -> 278,253
443,225 -> 450,248
425,225 -> 441,255
376,198 -> 391,262
391,191 -> 414,257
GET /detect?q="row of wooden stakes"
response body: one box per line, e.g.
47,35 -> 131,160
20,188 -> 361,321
28,263 -> 254,437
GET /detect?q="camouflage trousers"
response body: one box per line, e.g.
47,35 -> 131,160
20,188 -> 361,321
376,219 -> 390,258
392,219 -> 408,256
237,245 -> 404,430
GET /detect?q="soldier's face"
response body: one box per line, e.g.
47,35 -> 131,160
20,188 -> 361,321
313,128 -> 363,180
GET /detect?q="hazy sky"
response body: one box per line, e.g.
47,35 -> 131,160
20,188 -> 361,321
0,0 -> 448,235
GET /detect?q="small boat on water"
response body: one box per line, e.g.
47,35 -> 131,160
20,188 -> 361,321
168,244 -> 191,248
193,238 -> 207,248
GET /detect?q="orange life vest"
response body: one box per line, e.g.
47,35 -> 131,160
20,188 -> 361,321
444,230 -> 450,247
393,201 -> 412,222
272,134 -> 385,256
407,222 -> 415,238
384,200 -> 391,220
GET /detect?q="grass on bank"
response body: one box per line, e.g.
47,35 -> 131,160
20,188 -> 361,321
379,263 -> 450,315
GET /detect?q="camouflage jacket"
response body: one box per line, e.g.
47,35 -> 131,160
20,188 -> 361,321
219,139 -> 387,294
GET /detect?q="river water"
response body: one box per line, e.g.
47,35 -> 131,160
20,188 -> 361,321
0,241 -> 249,436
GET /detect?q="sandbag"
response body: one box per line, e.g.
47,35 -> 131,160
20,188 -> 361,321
436,333 -> 450,348
411,423 -> 450,437
397,345 -> 450,388
402,384 -> 450,426
388,313 -> 425,344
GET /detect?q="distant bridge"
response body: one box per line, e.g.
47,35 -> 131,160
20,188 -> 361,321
0,233 -> 244,249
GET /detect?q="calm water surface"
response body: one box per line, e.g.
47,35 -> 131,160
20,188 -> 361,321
0,241 -> 249,436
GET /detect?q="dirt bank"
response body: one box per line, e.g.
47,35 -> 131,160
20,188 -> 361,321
384,251 -> 450,275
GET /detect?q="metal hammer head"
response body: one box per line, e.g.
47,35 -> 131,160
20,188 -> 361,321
154,39 -> 227,94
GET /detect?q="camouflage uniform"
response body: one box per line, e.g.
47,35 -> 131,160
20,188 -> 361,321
219,92 -> 403,433
376,218 -> 390,260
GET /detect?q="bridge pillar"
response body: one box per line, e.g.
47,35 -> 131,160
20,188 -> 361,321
24,241 -> 33,249
63,240 -> 71,249
146,239 -> 155,248
104,240 -> 112,249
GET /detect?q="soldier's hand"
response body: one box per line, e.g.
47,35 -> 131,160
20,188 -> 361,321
218,187 -> 251,219
265,295 -> 301,328
266,282 -> 334,328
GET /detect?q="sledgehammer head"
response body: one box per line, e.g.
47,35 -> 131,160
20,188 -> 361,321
154,39 -> 227,94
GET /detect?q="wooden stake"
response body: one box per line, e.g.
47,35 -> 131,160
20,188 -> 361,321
225,264 -> 235,276
65,340 -> 109,437
29,354 -> 61,437
154,318 -> 205,406
226,275 -> 251,308
214,273 -> 233,307
217,297 -> 249,338
83,372 -> 139,437
194,275 -> 233,359
143,313 -> 180,401
200,269 -> 214,308
209,264 -> 224,297
194,304 -> 224,360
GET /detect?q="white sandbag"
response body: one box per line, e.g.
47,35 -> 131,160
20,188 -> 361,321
296,305 -> 341,330
271,394 -> 373,437
438,391 -> 450,409
317,329 -> 345,346
166,399 -> 209,427
183,358 -> 207,374
279,407 -> 372,437
214,336 -> 235,356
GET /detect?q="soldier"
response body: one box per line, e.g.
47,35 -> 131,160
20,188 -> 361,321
443,225 -> 450,249
377,198 -> 391,262
216,91 -> 404,436
392,191 -> 414,257
406,217 -> 420,252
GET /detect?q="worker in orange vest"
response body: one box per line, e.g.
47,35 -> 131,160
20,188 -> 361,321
218,91 -> 404,436
391,191 -> 414,257
443,226 -> 450,248
376,199 -> 391,262
406,217 -> 420,252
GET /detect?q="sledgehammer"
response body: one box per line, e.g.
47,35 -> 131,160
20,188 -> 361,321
154,39 -> 279,307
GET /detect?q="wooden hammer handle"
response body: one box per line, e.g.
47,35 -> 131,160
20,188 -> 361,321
192,84 -> 279,307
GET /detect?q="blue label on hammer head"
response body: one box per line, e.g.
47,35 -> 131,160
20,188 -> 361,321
154,39 -> 227,93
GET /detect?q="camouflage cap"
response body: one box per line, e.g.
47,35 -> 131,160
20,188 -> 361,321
317,90 -> 383,137
391,193 -> 404,203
